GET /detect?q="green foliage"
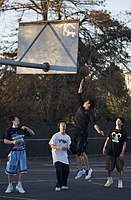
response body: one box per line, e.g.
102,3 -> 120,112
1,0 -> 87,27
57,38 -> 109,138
106,95 -> 131,120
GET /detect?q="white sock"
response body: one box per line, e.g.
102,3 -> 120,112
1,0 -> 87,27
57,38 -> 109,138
118,180 -> 122,182
18,181 -> 22,186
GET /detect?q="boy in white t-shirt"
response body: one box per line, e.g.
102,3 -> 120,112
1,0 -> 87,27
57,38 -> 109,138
49,121 -> 71,191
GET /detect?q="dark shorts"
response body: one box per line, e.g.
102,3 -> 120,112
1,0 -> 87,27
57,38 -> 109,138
105,156 -> 124,172
70,127 -> 88,156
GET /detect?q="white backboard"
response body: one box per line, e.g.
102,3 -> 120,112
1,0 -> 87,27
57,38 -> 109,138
17,20 -> 79,74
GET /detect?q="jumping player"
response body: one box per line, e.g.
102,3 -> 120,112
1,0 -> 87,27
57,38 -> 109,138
72,78 -> 104,180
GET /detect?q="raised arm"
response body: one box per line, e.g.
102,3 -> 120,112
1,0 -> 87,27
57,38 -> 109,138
78,78 -> 85,93
21,126 -> 35,135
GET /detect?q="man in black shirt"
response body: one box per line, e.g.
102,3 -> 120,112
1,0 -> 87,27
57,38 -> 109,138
73,79 -> 104,180
103,117 -> 127,188
3,115 -> 35,194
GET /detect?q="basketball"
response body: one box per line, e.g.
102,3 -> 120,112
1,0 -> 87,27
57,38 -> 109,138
79,66 -> 90,77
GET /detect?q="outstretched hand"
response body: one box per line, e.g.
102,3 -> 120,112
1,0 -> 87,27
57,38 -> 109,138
99,131 -> 104,136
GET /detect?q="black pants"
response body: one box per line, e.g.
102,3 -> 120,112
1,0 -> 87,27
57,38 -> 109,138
55,161 -> 69,188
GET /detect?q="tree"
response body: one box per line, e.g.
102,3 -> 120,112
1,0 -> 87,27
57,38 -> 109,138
0,0 -> 131,123
0,71 -> 79,123
78,11 -> 131,73
0,0 -> 105,58
93,65 -> 130,120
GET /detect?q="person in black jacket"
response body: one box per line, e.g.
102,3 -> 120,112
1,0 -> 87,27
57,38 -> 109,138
72,79 -> 104,180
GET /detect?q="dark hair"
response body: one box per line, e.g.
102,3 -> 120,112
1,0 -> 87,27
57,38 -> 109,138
117,117 -> 125,124
57,121 -> 66,128
8,115 -> 17,126
84,97 -> 95,109
89,99 -> 95,109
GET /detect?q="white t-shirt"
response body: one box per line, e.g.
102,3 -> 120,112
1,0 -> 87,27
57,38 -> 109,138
49,132 -> 71,164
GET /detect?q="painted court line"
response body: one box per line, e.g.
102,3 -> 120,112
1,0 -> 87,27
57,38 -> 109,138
91,181 -> 131,189
0,195 -> 37,200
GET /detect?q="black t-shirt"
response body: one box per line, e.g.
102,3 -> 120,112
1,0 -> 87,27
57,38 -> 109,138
3,127 -> 31,152
107,128 -> 127,157
74,93 -> 97,131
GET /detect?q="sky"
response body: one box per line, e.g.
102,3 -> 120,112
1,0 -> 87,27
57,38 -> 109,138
105,0 -> 131,12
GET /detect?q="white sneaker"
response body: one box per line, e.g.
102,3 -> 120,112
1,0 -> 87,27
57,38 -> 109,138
104,177 -> 113,187
85,168 -> 93,180
5,185 -> 13,193
75,169 -> 86,179
118,180 -> 123,189
16,185 -> 25,193
55,187 -> 61,191
61,186 -> 68,190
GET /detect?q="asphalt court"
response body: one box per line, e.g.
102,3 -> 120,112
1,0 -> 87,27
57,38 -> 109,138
0,154 -> 131,200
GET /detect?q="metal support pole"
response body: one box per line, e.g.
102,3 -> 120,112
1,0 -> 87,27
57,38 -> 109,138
0,22 -> 49,76
0,60 -> 50,71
